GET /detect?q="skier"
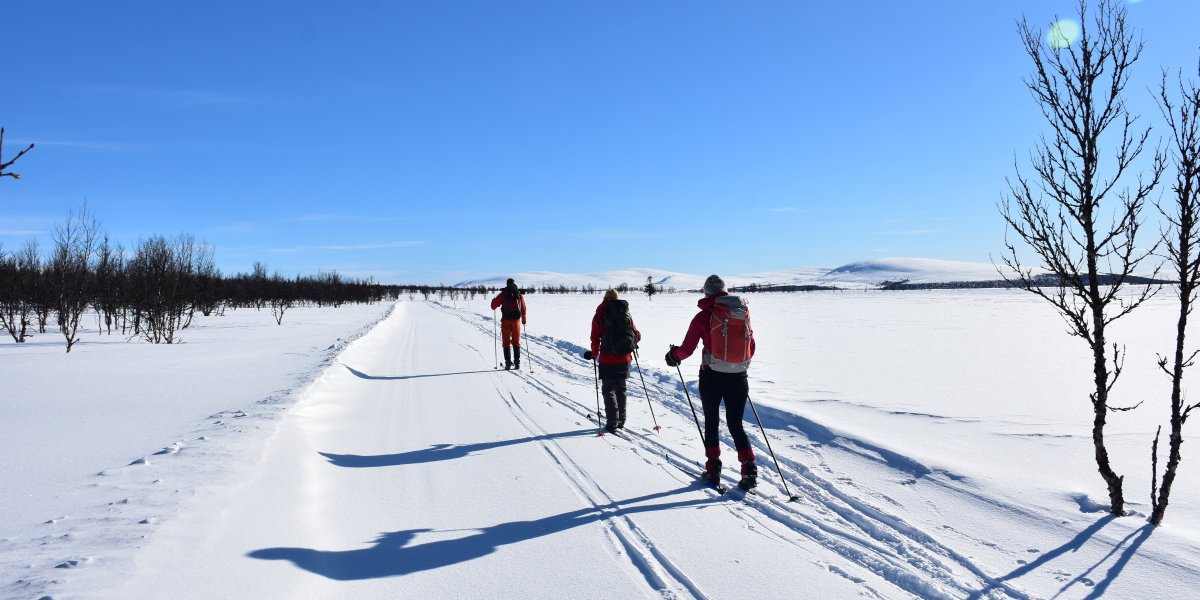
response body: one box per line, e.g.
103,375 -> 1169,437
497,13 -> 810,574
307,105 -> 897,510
665,274 -> 759,490
582,289 -> 642,433
490,278 -> 527,370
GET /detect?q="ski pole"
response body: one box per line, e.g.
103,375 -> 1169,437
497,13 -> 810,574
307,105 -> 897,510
674,363 -> 705,445
593,358 -> 604,434
493,310 -> 499,369
747,394 -> 800,502
526,322 -> 533,374
632,349 -> 661,431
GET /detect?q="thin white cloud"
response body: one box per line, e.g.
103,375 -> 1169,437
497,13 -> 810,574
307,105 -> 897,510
268,240 -> 429,253
320,241 -> 429,251
71,84 -> 254,107
0,229 -> 44,237
288,214 -> 369,224
22,139 -> 155,152
882,228 -> 942,236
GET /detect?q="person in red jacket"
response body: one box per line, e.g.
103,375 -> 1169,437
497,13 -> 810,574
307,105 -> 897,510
489,278 -> 527,370
665,274 -> 758,489
582,289 -> 641,433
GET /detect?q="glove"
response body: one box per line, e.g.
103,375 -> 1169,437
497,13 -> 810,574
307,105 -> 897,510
583,350 -> 594,361
522,318 -> 527,325
665,345 -> 680,367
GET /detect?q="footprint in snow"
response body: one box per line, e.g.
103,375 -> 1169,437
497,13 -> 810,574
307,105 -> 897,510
55,557 -> 93,569
153,442 -> 183,456
129,457 -> 149,466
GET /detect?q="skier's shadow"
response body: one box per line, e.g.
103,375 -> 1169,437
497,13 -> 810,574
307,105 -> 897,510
319,429 -> 594,468
248,487 -> 713,581
341,364 -> 497,381
967,514 -> 1154,599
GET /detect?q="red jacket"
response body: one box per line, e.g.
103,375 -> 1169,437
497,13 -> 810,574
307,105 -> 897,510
669,291 -> 756,368
490,288 -> 527,322
590,299 -> 641,365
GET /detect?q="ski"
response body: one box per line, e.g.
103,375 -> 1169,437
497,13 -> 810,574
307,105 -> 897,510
730,483 -> 757,497
665,458 -> 727,494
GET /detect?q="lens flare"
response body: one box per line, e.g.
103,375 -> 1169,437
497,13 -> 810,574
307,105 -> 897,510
1048,19 -> 1082,49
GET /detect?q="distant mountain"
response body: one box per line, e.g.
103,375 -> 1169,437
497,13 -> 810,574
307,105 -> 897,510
818,258 -> 1008,285
454,258 -> 1013,291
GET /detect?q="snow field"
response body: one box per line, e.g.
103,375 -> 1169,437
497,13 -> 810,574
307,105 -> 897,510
5,288 -> 1200,598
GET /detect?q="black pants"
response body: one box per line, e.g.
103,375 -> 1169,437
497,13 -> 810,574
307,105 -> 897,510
601,377 -> 627,427
699,369 -> 750,451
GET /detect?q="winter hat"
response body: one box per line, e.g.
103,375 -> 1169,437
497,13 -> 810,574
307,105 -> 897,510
703,274 -> 725,296
506,278 -> 516,288
604,289 -> 619,300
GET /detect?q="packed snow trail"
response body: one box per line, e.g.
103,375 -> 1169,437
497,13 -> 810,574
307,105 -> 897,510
97,300 -> 1061,599
105,301 -> 867,599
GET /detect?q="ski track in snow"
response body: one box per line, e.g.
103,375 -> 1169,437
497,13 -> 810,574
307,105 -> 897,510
497,386 -> 705,600
440,301 -> 1024,599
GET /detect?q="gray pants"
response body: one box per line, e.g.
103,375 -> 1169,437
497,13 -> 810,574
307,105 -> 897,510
601,377 -> 628,428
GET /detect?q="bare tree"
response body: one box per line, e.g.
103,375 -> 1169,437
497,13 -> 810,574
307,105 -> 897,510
0,240 -> 41,342
0,127 -> 34,181
998,0 -> 1164,516
269,271 -> 293,325
93,235 -> 126,335
51,206 -> 102,352
1150,60 -> 1200,525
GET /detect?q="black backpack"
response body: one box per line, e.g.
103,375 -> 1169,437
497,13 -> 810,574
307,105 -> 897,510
601,300 -> 637,355
501,289 -> 522,320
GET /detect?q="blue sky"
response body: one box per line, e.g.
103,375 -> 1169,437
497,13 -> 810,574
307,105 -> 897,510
3,0 -> 1198,284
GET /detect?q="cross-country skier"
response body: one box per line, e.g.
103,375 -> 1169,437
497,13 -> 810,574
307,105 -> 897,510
665,274 -> 759,489
582,289 -> 642,433
490,278 -> 527,370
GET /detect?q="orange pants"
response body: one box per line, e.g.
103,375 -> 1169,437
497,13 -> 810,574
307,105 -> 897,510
501,319 -> 522,347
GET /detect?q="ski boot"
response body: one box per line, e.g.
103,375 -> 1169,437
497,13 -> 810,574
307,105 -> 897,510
513,346 -> 521,370
703,446 -> 722,485
503,347 -> 513,370
737,449 -> 758,491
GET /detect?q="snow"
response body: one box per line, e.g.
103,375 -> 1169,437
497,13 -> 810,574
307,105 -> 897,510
4,288 -> 1200,599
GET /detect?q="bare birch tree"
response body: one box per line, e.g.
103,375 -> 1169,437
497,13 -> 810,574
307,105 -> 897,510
1150,60 -> 1200,525
51,206 -> 101,352
998,0 -> 1164,516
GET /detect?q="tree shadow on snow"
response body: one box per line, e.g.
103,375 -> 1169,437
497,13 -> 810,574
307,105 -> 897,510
967,514 -> 1154,599
341,363 -> 497,380
248,486 -> 714,581
1056,522 -> 1154,599
319,429 -> 594,468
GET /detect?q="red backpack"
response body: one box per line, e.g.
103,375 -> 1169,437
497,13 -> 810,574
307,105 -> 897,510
707,295 -> 754,373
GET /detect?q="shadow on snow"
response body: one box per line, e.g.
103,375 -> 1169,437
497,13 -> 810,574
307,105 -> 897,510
319,429 -> 595,468
341,363 -> 497,381
967,515 -> 1154,599
248,486 -> 715,580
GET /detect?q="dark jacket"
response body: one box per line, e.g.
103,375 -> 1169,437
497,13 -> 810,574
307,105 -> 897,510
590,299 -> 641,377
490,286 -> 527,322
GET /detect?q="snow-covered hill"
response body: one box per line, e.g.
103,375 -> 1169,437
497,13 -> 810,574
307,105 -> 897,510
455,258 -> 1007,290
